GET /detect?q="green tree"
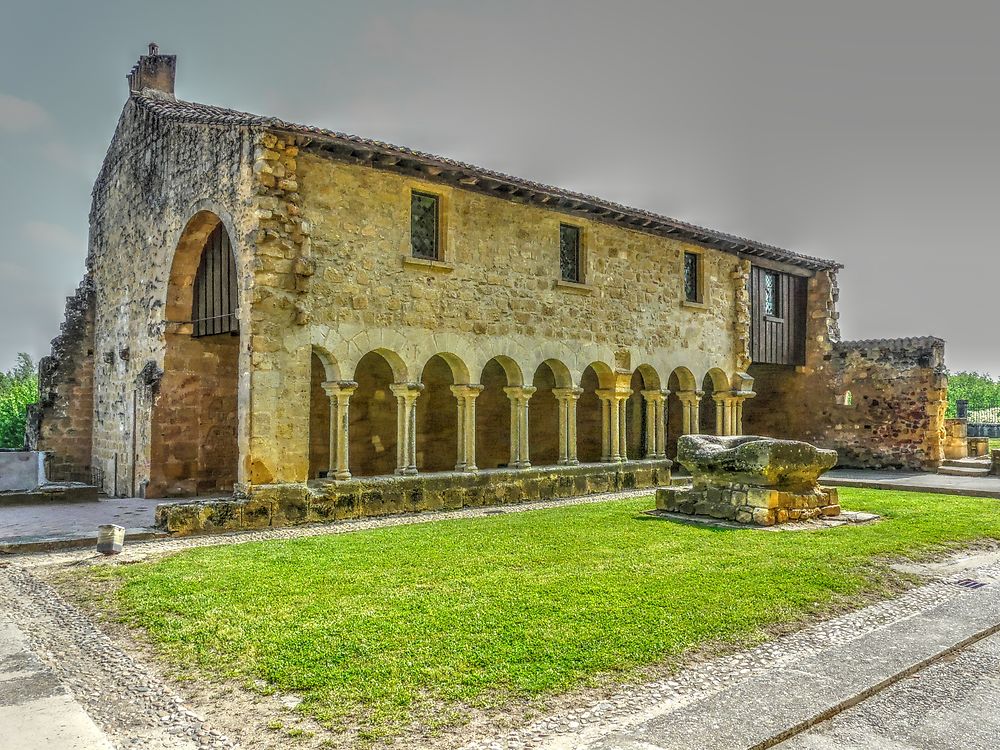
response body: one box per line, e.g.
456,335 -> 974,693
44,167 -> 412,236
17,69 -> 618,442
946,371 -> 1000,417
0,353 -> 38,449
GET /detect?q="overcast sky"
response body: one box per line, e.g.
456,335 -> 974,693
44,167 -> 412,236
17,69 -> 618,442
1,1 -> 997,375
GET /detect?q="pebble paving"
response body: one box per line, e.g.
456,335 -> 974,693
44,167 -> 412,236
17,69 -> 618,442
2,490 -> 997,750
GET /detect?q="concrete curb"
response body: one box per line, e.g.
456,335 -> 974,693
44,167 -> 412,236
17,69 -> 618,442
824,476 -> 1000,499
0,528 -> 168,555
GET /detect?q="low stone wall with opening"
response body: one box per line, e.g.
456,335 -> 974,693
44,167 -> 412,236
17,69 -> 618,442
155,460 -> 672,535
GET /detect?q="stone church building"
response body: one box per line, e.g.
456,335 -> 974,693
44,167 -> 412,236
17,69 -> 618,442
30,47 -> 947,522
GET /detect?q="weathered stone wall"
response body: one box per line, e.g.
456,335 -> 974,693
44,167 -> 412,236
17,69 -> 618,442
244,142 -> 746,486
744,270 -> 946,471
82,96 -> 259,495
28,280 -> 96,483
155,460 -> 672,535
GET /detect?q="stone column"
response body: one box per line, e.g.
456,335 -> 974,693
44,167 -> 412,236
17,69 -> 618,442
597,388 -> 630,462
598,393 -> 612,461
552,387 -> 583,465
730,392 -> 754,435
713,394 -> 728,436
451,384 -> 483,472
677,391 -> 701,435
504,386 -> 536,469
641,389 -> 667,459
617,389 -> 629,461
657,389 -> 669,457
322,380 -> 357,480
390,382 -> 423,475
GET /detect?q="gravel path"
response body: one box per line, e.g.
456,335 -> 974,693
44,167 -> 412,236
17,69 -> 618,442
0,563 -> 234,749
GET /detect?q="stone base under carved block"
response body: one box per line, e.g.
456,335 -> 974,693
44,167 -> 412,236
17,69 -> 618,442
655,483 -> 840,526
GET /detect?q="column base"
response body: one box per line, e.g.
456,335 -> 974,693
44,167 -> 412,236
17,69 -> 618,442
334,469 -> 352,481
558,458 -> 580,466
395,467 -> 419,476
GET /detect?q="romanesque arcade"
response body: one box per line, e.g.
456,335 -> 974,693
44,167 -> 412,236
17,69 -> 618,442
306,339 -> 754,481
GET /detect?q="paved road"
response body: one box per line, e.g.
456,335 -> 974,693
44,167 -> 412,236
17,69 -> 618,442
824,469 -> 1000,499
776,632 -> 1000,750
0,612 -> 113,750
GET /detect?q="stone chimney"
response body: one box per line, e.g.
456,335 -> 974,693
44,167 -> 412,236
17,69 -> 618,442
127,43 -> 176,96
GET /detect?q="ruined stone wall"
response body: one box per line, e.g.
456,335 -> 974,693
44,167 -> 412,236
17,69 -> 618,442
28,280 -> 96,482
744,270 -> 946,470
84,97 -> 258,495
245,142 -> 746,486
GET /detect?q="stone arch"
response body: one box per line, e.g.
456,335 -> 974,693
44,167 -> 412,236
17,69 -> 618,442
149,211 -> 240,497
310,346 -> 342,382
416,353 -> 464,472
361,347 -> 408,383
529,361 -> 562,466
476,357 -> 518,469
666,366 -> 698,459
627,365 -> 662,459
577,361 -> 614,462
308,349 -> 331,478
700,367 -> 730,435
425,351 -> 472,385
539,357 -> 574,389
350,350 -> 399,477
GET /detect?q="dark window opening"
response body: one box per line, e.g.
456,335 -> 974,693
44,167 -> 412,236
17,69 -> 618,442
763,270 -> 780,316
559,224 -> 581,282
684,252 -> 700,302
192,224 -> 238,337
410,191 -> 439,260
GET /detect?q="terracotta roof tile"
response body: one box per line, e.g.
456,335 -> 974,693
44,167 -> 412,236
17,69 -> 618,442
135,91 -> 841,271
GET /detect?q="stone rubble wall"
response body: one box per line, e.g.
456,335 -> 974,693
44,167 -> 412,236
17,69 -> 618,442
26,280 -> 96,483
156,460 -> 672,534
745,270 -> 946,471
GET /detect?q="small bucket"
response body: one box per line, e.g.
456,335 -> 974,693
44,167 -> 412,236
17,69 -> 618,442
96,524 -> 125,555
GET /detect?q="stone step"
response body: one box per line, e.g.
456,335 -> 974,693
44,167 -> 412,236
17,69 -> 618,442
937,465 -> 992,478
941,458 -> 992,469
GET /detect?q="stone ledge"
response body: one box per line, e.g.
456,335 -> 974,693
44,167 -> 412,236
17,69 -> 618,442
554,279 -> 594,295
401,256 -> 454,273
155,460 -> 673,535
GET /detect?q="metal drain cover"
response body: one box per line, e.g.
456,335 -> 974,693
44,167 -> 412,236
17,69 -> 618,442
951,578 -> 988,589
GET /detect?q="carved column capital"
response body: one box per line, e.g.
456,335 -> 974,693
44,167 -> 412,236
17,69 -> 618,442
503,385 -> 537,402
321,380 -> 358,399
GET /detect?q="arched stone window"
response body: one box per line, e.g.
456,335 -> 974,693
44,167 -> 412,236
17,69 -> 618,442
192,224 -> 238,337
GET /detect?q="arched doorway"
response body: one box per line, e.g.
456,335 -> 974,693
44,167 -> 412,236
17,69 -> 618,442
308,351 -> 331,478
350,351 -> 398,477
666,367 -> 697,459
578,362 -> 614,463
529,362 -> 560,466
476,357 -> 518,469
627,365 -> 661,459
415,354 -> 464,472
149,212 -> 239,497
700,369 -> 729,435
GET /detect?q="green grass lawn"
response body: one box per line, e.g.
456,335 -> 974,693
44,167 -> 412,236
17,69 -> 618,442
84,488 -> 1000,739
990,438 -> 1000,451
